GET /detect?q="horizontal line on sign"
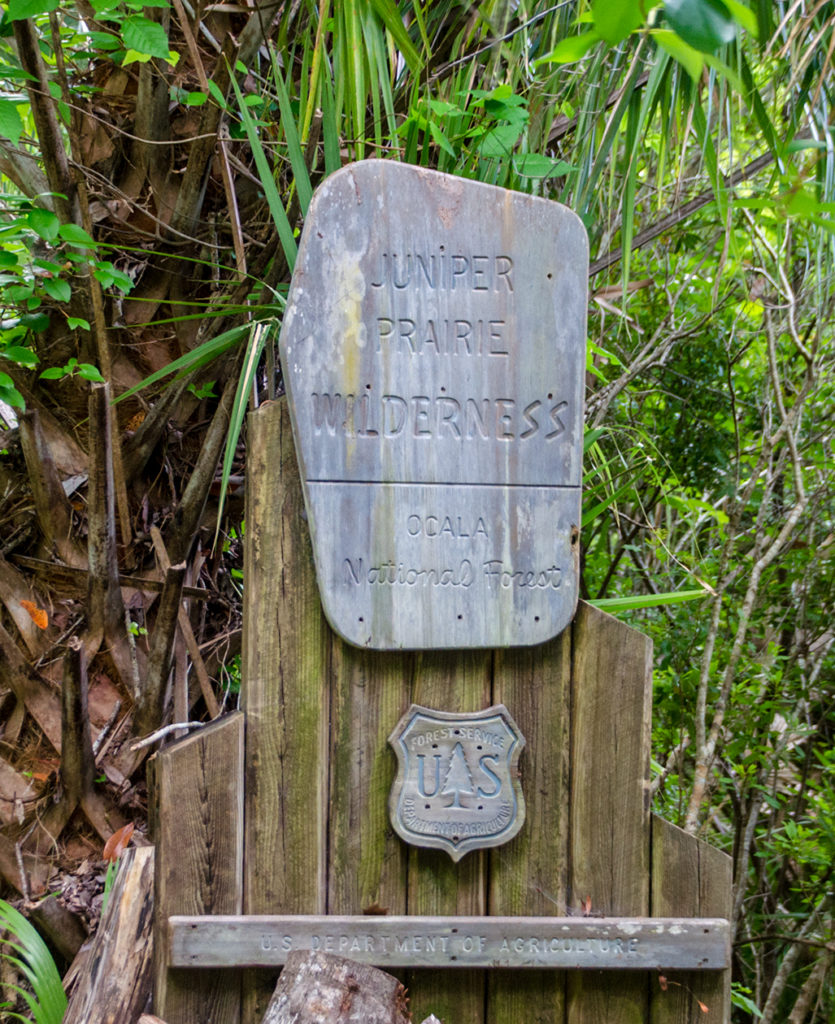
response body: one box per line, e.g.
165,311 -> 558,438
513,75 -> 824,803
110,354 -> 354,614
306,480 -> 582,489
169,915 -> 730,971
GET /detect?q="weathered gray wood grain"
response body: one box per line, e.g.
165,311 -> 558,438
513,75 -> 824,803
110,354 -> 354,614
169,915 -> 730,971
279,160 -> 587,649
568,603 -> 654,1024
650,816 -> 733,1024
487,632 -> 572,1019
152,712 -> 244,1024
242,401 -> 331,1024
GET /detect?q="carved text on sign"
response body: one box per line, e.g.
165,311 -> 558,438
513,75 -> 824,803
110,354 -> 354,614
280,160 -> 588,649
169,915 -> 732,971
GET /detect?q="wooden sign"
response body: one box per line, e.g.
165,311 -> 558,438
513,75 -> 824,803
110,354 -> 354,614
279,160 -> 588,649
169,915 -> 730,971
388,704 -> 525,861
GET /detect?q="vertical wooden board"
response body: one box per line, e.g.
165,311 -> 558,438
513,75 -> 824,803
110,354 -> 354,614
650,816 -> 732,1024
487,632 -> 572,1021
405,649 -> 492,1023
327,642 -> 410,915
568,602 -> 653,1024
242,399 -> 330,1023
153,712 -> 244,1024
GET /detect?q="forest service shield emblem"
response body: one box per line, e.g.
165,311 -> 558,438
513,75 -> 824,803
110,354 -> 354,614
388,704 -> 525,862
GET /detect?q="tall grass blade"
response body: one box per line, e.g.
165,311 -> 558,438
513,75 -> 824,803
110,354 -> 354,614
0,900 -> 66,1024
228,66 -> 299,272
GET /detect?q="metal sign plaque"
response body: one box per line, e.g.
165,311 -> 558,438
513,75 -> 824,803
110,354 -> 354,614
388,704 -> 525,862
279,160 -> 588,649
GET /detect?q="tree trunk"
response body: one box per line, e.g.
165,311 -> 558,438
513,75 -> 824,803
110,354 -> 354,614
261,951 -> 410,1024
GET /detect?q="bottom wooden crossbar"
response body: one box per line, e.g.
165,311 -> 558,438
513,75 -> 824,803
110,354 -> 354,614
169,915 -> 729,971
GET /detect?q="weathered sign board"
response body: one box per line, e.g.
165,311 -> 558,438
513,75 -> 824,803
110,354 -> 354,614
279,160 -> 588,649
388,704 -> 525,861
170,914 -> 731,971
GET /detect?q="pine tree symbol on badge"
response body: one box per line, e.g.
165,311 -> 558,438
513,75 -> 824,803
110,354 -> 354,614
442,743 -> 474,809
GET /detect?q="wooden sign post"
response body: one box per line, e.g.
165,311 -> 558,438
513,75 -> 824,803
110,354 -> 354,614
151,166 -> 733,1024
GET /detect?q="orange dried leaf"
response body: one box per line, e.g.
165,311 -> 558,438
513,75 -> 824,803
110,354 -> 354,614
698,1000 -> 709,1014
103,822 -> 135,863
20,600 -> 48,629
658,975 -> 668,992
125,410 -> 146,432
581,895 -> 592,916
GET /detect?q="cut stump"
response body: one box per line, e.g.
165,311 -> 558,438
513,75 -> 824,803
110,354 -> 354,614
261,951 -> 410,1024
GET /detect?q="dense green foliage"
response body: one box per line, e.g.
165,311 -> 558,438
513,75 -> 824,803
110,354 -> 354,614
0,0 -> 832,1020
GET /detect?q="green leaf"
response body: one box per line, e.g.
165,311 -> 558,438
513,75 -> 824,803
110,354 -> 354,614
6,283 -> 33,301
513,154 -> 574,178
589,589 -> 709,611
535,30 -> 600,66
207,80 -> 227,109
19,311 -> 50,332
228,68 -> 297,272
78,363 -> 105,382
122,15 -> 170,59
114,321 -> 253,403
67,317 -> 90,330
2,346 -> 38,366
89,31 -> 121,51
93,261 -> 133,292
58,223 -> 96,249
664,0 -> 736,53
478,123 -> 523,158
213,321 -> 270,548
121,50 -> 153,66
722,0 -> 758,35
0,100 -> 23,147
0,251 -> 18,269
592,0 -> 643,45
0,899 -> 66,1024
42,277 -> 71,303
6,0 -> 60,20
185,91 -> 207,106
652,29 -> 705,80
428,119 -> 456,158
39,367 -> 65,379
26,208 -> 60,242
0,383 -> 25,410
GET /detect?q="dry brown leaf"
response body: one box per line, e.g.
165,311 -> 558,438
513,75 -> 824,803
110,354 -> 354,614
20,599 -> 48,629
362,902 -> 389,915
102,821 -> 135,862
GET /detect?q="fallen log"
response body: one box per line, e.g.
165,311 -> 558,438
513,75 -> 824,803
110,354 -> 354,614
261,950 -> 410,1024
62,845 -> 154,1023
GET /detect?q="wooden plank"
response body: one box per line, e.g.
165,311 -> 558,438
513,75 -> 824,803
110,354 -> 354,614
327,642 -> 409,915
406,649 -> 491,1023
568,602 -> 653,1024
650,816 -> 733,1024
153,711 -> 244,1024
279,160 -> 587,649
241,399 -> 330,1024
169,915 -> 730,970
488,633 -> 572,1019
64,846 -> 154,1024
